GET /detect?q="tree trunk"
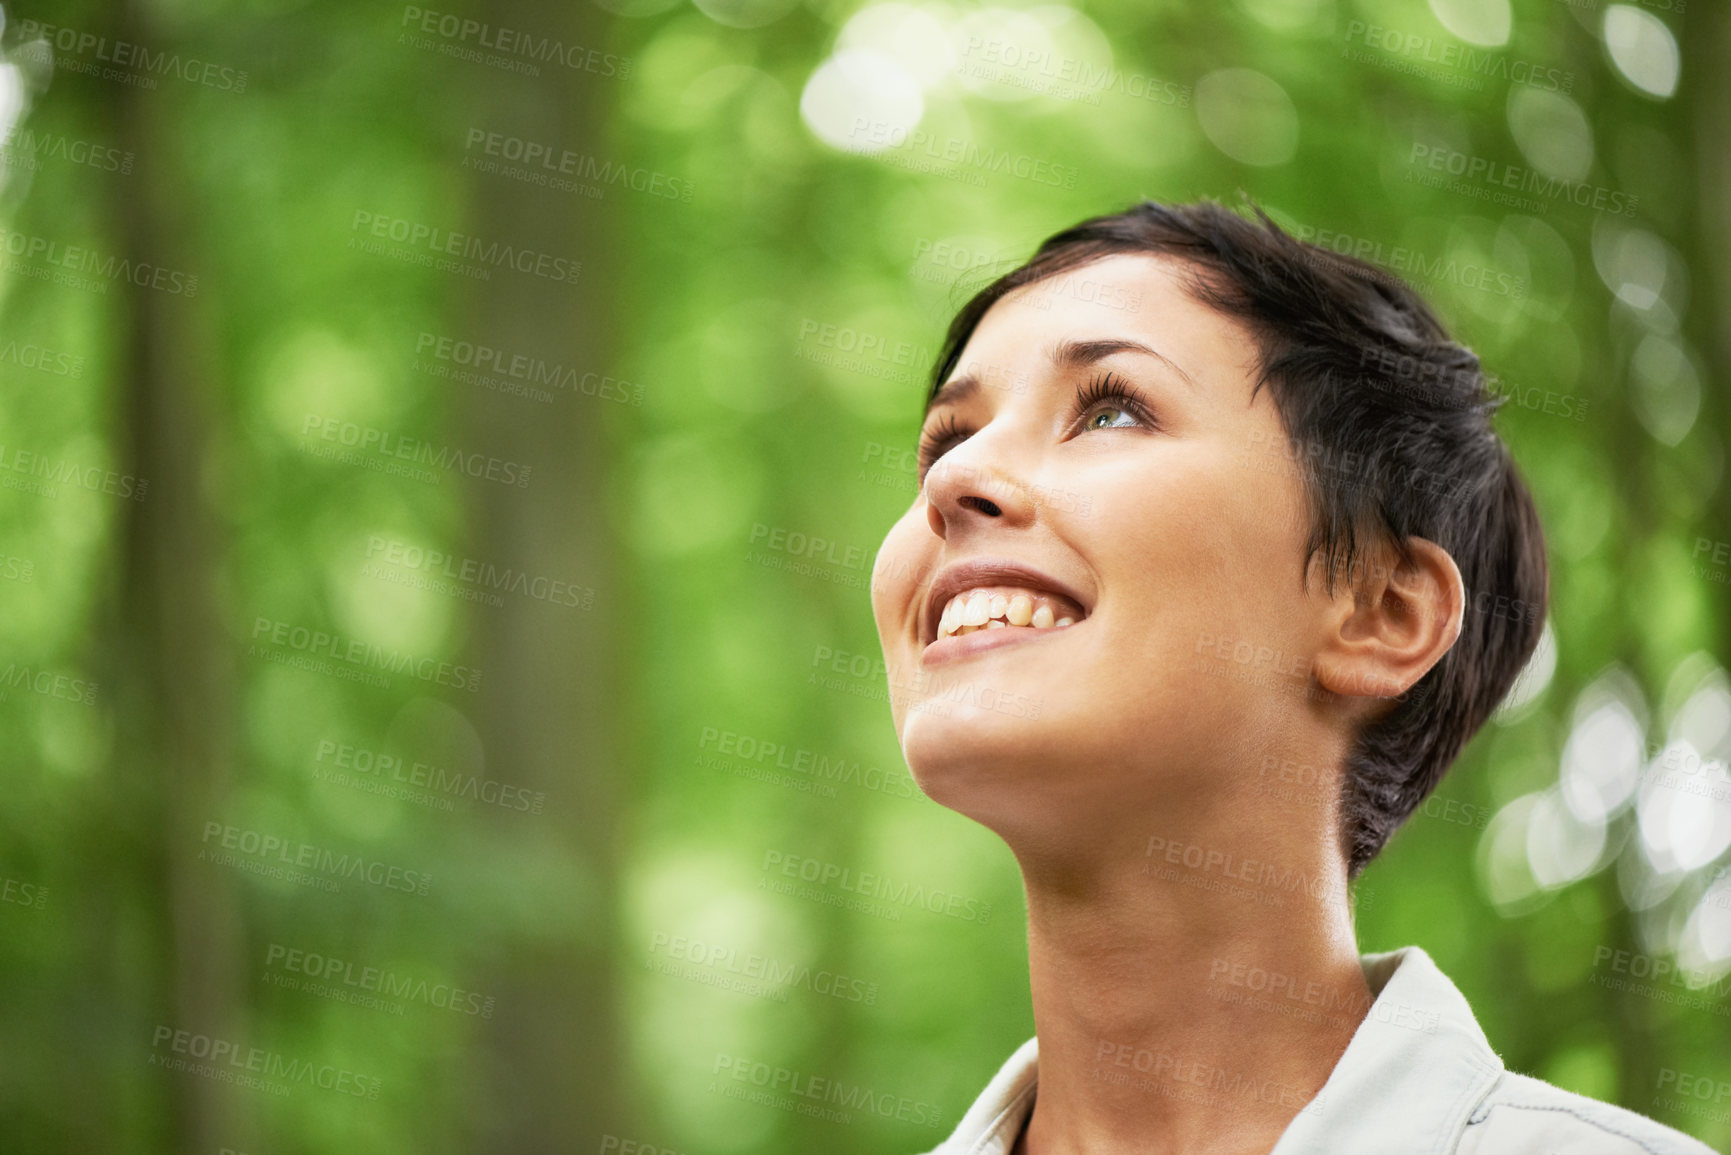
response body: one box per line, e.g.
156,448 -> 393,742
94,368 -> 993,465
1689,0 -> 1731,558
455,2 -> 632,1148
102,0 -> 249,1150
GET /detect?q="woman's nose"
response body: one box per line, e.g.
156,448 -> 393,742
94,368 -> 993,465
923,449 -> 1036,539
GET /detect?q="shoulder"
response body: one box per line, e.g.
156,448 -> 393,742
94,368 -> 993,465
1460,1070 -> 1722,1155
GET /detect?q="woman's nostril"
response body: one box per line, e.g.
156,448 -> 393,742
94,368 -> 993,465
960,495 -> 1002,517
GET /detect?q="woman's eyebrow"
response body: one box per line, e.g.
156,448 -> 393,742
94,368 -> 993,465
924,373 -> 980,416
924,336 -> 1198,417
1049,336 -> 1199,391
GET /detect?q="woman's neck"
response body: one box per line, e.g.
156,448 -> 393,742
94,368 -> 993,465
1007,818 -> 1370,1155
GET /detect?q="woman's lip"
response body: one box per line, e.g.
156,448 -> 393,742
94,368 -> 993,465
921,560 -> 1091,646
919,621 -> 1077,667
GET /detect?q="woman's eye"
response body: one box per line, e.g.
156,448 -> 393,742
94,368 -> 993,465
1083,404 -> 1140,431
1072,373 -> 1156,435
916,415 -> 969,480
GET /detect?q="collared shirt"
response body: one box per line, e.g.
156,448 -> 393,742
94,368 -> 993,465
918,945 -> 1721,1155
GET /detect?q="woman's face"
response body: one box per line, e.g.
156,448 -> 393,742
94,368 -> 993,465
870,253 -> 1328,831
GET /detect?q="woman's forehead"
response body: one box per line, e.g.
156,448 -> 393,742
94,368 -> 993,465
953,256 -> 1256,388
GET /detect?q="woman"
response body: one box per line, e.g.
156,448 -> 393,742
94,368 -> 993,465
869,202 -> 1715,1155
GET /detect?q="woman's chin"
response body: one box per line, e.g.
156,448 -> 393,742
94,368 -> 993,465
901,708 -> 1051,793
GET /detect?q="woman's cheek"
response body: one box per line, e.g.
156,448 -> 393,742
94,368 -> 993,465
871,512 -> 924,638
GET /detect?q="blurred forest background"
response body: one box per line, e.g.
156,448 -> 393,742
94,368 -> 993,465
0,0 -> 1725,1151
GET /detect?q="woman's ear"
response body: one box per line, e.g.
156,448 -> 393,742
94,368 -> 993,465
1312,538 -> 1464,705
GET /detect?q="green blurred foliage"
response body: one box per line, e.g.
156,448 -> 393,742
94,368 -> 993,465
0,0 -> 1724,1151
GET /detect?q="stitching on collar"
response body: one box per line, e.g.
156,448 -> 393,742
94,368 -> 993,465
1476,1100 -> 1700,1155
1425,1053 -> 1504,1155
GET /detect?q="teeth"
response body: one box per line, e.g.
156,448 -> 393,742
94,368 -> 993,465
936,585 -> 1084,638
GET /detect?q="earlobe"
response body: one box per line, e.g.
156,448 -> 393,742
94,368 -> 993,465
1314,538 -> 1464,705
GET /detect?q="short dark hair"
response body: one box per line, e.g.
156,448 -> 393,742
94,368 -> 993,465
927,199 -> 1548,878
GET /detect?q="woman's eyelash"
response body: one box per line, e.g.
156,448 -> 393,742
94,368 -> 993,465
917,412 -> 969,480
1072,371 -> 1158,429
915,371 -> 1156,481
